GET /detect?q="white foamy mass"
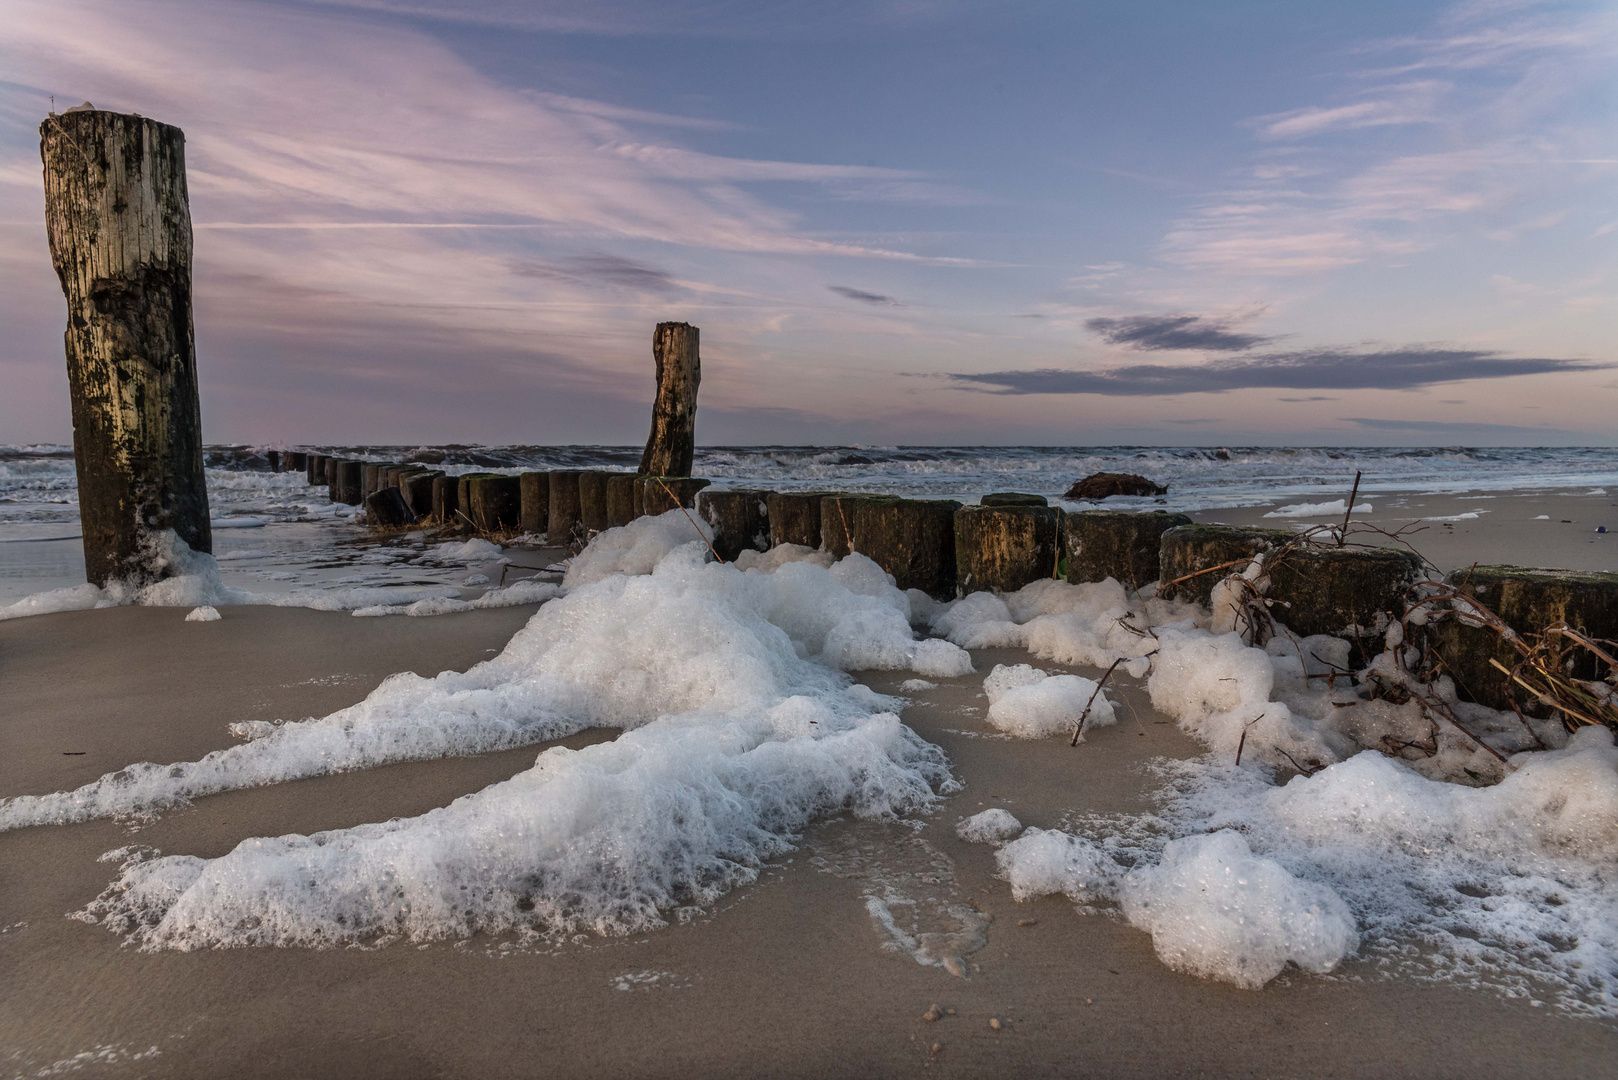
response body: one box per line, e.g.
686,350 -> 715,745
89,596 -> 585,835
17,531 -> 978,948
956,808 -> 1023,844
981,664 -> 1113,740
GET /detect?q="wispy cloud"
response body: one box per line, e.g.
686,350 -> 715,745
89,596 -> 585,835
949,347 -> 1608,396
1085,313 -> 1272,352
829,285 -> 899,305
512,254 -> 682,294
1344,416 -> 1590,439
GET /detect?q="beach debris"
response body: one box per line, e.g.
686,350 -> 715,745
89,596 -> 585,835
639,321 -> 701,478
989,1018 -> 1002,1031
697,489 -> 774,562
980,492 -> 1048,507
922,1004 -> 943,1022
955,503 -> 1061,595
41,108 -> 212,588
1063,472 -> 1167,500
184,606 -> 221,622
1065,510 -> 1191,592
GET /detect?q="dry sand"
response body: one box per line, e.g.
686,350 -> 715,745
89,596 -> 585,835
4,588 -> 1617,1078
1187,488 -> 1617,574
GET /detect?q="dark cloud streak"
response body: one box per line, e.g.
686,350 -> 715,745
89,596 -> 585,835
829,285 -> 899,305
512,253 -> 680,293
1086,313 -> 1272,352
950,348 -> 1609,396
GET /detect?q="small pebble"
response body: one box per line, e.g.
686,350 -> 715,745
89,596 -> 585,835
1085,998 -> 1093,1006
946,1008 -> 955,1016
1017,918 -> 1037,927
923,1004 -> 942,1023
989,1018 -> 1002,1031
930,1042 -> 942,1055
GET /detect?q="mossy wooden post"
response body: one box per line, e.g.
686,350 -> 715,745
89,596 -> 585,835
955,504 -> 1061,595
431,474 -> 458,525
519,472 -> 548,535
697,489 -> 772,561
768,491 -> 831,549
334,460 -> 363,505
549,471 -> 583,545
468,475 -> 521,532
1066,510 -> 1191,590
821,495 -> 960,598
579,471 -> 611,536
638,476 -> 710,515
455,472 -> 496,528
639,322 -> 700,478
41,108 -> 210,585
605,474 -> 637,527
1432,567 -> 1618,713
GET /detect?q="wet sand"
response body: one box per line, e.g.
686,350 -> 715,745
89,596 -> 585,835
1186,488 -> 1616,574
3,604 -> 1615,1078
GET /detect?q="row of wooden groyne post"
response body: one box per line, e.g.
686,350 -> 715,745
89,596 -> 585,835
267,449 -> 1618,721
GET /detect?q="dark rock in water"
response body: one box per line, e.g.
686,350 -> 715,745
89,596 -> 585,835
579,472 -> 611,536
402,471 -> 441,518
1213,448 -> 1232,461
1066,510 -> 1191,590
432,474 -> 458,525
638,476 -> 711,516
519,472 -> 548,535
980,492 -> 1048,507
366,486 -> 415,528
841,453 -> 875,465
698,489 -> 773,561
605,474 -> 637,527
333,460 -> 364,505
468,475 -> 522,532
823,495 -> 960,599
1431,566 -> 1618,714
768,491 -> 833,549
1064,472 -> 1167,500
1158,524 -> 1295,607
956,505 -> 1061,595
549,471 -> 583,544
412,449 -> 447,465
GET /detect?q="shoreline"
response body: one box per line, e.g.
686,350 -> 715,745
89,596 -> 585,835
3,605 -> 1615,1077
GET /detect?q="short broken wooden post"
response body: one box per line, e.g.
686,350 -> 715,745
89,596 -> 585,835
468,475 -> 521,532
286,451 -> 307,474
823,496 -> 960,598
548,471 -> 583,545
955,504 -> 1061,595
519,472 -> 549,536
1065,510 -> 1191,590
41,108 -> 210,585
638,476 -> 710,516
767,492 -> 832,549
579,471 -> 611,536
366,486 -> 415,529
333,460 -> 363,505
697,489 -> 773,561
401,471 -> 441,518
307,454 -> 323,485
605,474 -> 637,527
431,474 -> 458,525
639,322 -> 700,478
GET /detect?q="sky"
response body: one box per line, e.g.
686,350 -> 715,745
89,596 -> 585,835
0,0 -> 1614,447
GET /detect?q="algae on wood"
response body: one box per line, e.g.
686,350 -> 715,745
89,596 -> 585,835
955,505 -> 1061,595
1066,510 -> 1191,590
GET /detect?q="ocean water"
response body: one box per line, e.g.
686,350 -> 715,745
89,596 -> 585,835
3,443 -> 1615,602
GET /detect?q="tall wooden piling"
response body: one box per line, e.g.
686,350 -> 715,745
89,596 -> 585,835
41,108 -> 210,585
639,322 -> 700,478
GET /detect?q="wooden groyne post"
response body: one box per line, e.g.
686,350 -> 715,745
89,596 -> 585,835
41,107 -> 210,585
639,322 -> 700,478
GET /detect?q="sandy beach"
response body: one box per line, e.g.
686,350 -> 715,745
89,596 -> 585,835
4,556 -> 1616,1078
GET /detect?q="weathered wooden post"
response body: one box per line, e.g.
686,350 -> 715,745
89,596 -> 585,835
402,470 -> 440,517
955,504 -> 1061,595
1065,510 -> 1191,590
768,491 -> 833,549
519,472 -> 549,535
41,107 -> 210,585
638,476 -> 710,515
549,471 -> 583,545
334,460 -> 363,505
468,475 -> 522,532
697,489 -> 773,561
605,474 -> 637,527
639,322 -> 700,478
578,471 -> 611,536
431,474 -> 458,525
